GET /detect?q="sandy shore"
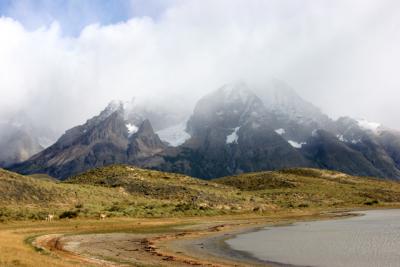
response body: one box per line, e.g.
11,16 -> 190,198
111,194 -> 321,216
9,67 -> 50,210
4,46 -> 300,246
32,210 -> 358,266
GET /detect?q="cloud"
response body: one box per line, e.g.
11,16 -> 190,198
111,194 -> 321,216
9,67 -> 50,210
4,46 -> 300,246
1,0 -> 400,133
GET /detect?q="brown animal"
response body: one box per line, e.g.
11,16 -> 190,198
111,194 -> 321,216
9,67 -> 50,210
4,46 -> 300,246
99,213 -> 107,220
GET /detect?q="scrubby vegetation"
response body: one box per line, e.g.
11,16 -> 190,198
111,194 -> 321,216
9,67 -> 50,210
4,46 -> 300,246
2,166 -> 400,221
0,166 -> 255,221
215,168 -> 400,209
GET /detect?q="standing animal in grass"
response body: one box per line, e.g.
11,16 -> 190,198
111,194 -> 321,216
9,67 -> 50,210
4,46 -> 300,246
46,214 -> 54,221
99,213 -> 107,220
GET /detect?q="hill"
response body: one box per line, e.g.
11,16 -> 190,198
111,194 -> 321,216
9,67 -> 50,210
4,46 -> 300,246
2,166 -> 400,221
68,165 -> 251,207
215,168 -> 400,208
0,166 -> 258,221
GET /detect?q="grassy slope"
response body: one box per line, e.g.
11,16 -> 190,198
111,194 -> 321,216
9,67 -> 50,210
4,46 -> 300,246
0,165 -> 258,221
68,165 -> 246,204
215,168 -> 400,209
2,166 -> 400,221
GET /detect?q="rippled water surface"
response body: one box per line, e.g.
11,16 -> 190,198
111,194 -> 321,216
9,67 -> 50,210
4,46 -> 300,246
226,210 -> 400,267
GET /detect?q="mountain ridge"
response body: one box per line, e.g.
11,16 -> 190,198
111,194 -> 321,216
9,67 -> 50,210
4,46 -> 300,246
8,81 -> 400,180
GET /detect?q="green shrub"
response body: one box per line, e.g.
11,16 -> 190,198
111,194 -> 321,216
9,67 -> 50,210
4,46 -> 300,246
59,210 -> 79,219
173,203 -> 196,212
364,199 -> 379,206
298,203 -> 309,208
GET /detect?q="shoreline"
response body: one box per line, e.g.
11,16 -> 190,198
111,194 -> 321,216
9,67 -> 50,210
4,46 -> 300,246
162,210 -> 361,267
33,209 -> 363,266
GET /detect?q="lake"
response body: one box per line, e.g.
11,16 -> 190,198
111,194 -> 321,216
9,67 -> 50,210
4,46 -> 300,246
226,210 -> 400,267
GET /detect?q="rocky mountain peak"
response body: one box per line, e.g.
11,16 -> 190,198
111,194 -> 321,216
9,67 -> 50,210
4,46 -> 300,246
259,79 -> 333,128
127,119 -> 166,163
134,119 -> 155,136
218,82 -> 255,103
99,100 -> 124,119
187,82 -> 267,137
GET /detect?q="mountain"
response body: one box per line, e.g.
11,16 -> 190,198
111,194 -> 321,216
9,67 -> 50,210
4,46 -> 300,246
9,81 -> 400,180
301,129 -> 385,178
255,80 -> 336,144
10,102 -> 165,179
157,82 -> 311,178
127,119 -> 166,165
377,130 -> 400,169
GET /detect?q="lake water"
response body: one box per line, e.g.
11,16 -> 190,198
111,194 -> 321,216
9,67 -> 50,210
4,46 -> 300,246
226,210 -> 400,267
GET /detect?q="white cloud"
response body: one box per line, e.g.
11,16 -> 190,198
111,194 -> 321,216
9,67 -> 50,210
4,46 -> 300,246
1,0 -> 400,134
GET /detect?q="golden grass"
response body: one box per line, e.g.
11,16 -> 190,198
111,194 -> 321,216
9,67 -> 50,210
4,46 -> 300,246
0,210 -> 336,267
2,166 -> 400,265
0,217 -> 189,267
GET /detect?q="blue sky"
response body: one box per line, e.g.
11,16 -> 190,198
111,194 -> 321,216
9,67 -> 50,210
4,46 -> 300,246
0,0 -> 173,36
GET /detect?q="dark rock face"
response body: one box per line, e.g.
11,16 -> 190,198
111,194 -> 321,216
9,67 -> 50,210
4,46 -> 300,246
156,83 -> 312,178
378,130 -> 400,169
301,130 -> 384,178
10,110 -> 128,179
8,81 -> 400,180
127,119 -> 166,164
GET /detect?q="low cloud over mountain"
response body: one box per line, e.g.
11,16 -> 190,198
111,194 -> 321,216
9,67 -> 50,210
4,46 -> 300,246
1,0 -> 400,135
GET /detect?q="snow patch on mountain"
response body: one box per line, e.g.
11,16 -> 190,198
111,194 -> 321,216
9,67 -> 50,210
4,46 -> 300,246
357,119 -> 381,132
288,140 -> 306,148
337,134 -> 346,142
126,123 -> 138,136
226,127 -> 240,144
275,128 -> 286,135
351,139 -> 362,144
156,122 -> 191,147
336,134 -> 361,144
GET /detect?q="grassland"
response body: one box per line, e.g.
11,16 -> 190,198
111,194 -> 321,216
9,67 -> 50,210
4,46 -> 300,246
2,165 -> 400,266
2,165 -> 400,222
0,165 -> 256,221
215,168 -> 400,209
